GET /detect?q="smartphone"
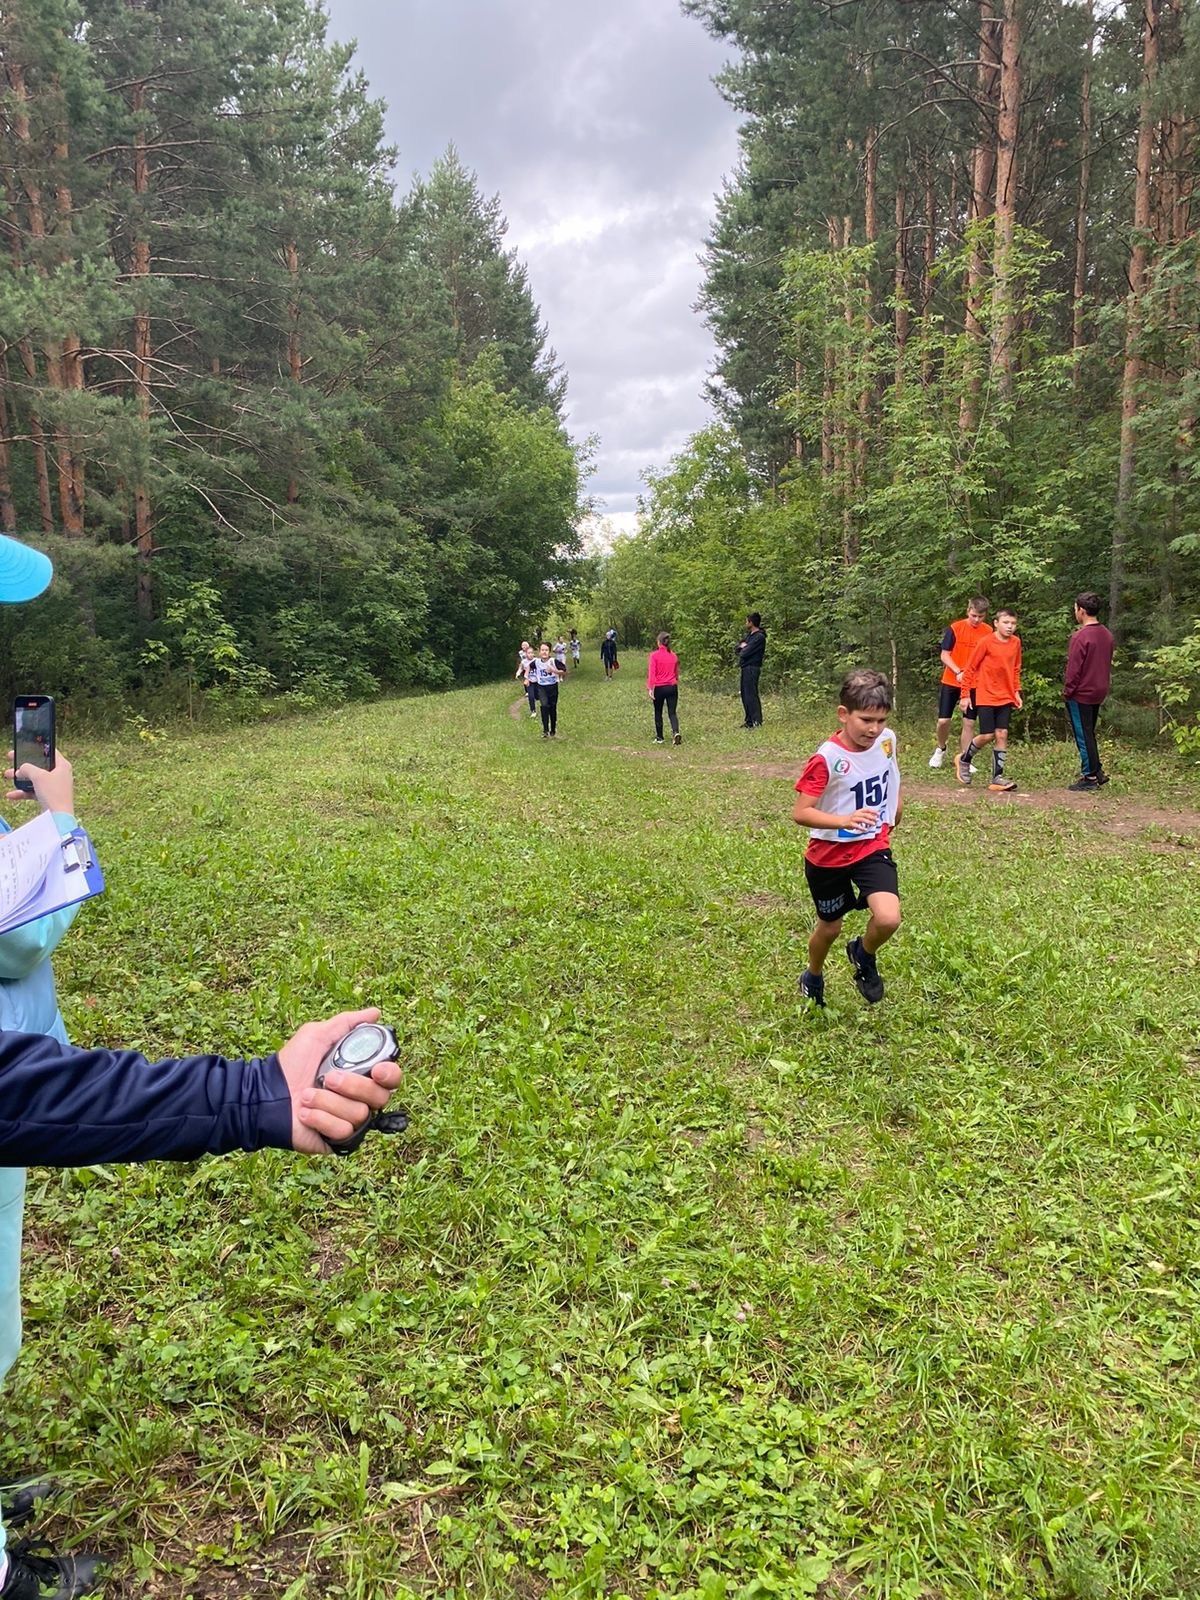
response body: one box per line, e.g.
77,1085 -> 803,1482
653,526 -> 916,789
13,695 -> 55,793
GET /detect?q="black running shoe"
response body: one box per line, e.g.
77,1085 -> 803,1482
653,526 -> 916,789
1095,772 -> 1110,786
846,937 -> 885,1004
0,1544 -> 107,1599
672,732 -> 682,746
0,1481 -> 58,1532
799,970 -> 825,1008
1068,776 -> 1099,791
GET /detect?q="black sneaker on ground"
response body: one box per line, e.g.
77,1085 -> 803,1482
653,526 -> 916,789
799,970 -> 825,1008
653,738 -> 665,745
0,1544 -> 107,1600
1095,772 -> 1110,786
672,732 -> 682,746
1068,776 -> 1099,791
0,1481 -> 58,1532
846,937 -> 885,1004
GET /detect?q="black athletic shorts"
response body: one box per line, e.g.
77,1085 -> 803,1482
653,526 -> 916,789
938,683 -> 977,721
804,848 -> 899,923
977,703 -> 1013,734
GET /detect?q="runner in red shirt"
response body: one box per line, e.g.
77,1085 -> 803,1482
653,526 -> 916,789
792,669 -> 903,1008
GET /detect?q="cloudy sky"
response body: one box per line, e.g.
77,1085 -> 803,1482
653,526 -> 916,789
321,0 -> 742,532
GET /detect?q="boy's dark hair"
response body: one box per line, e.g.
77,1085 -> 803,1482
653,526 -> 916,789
970,595 -> 990,613
840,669 -> 893,712
747,612 -> 762,628
996,607 -> 1018,621
1075,591 -> 1102,617
657,631 -> 671,647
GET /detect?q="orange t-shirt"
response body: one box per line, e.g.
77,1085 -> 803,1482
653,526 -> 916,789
940,618 -> 993,686
962,632 -> 1021,706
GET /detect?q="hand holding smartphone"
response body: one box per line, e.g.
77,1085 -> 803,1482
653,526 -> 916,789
13,696 -> 55,793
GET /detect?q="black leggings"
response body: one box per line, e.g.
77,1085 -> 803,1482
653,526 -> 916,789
653,685 -> 679,739
539,682 -> 559,735
526,680 -> 538,713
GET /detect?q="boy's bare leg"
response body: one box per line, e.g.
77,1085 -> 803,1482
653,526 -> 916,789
807,917 -> 843,974
935,715 -> 952,750
862,892 -> 901,957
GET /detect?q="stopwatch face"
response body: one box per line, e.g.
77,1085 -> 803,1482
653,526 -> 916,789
339,1024 -> 384,1065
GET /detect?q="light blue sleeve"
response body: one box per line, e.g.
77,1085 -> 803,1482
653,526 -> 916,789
0,812 -> 82,980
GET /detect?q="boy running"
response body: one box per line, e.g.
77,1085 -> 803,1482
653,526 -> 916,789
793,669 -> 902,1007
929,597 -> 991,767
958,609 -> 1022,791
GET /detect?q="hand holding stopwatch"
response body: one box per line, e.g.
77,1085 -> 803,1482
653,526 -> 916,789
315,1021 -> 409,1156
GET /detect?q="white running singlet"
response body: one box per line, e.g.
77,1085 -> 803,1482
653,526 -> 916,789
807,729 -> 900,845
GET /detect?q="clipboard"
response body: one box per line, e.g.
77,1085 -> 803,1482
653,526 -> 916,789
0,813 -> 105,937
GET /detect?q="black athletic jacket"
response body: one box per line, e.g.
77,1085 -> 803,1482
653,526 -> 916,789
737,629 -> 767,672
0,1030 -> 292,1166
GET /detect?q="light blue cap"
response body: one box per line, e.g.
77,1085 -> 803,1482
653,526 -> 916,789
0,535 -> 53,603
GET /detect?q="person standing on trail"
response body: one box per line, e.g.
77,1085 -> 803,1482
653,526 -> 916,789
600,630 -> 619,679
1063,591 -> 1114,790
647,632 -> 682,746
928,597 -> 991,769
735,613 -> 766,728
531,642 -> 566,738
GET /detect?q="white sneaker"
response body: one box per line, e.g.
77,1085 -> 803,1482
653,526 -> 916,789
929,747 -> 945,769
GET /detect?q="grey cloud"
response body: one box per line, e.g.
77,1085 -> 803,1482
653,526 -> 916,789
323,0 -> 741,522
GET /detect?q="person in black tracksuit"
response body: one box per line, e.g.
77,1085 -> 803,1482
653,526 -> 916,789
735,613 -> 767,728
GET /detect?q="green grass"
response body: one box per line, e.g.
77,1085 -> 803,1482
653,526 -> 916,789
11,659 -> 1200,1598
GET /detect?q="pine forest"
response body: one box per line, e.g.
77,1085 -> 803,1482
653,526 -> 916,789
0,0 -> 582,712
593,0 -> 1199,735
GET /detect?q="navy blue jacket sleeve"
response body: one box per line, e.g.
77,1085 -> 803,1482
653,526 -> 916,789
0,1030 -> 293,1167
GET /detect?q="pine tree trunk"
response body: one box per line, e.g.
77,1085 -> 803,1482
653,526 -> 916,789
3,173 -> 55,533
960,1 -> 1000,434
1071,0 -> 1095,387
286,236 -> 302,505
857,131 -> 878,485
991,0 -> 1022,404
0,359 -> 17,533
894,182 -> 909,389
131,82 -> 154,620
1111,0 -> 1161,633
5,61 -> 84,534
53,120 -> 85,533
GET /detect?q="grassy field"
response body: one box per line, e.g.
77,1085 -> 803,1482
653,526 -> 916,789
12,659 -> 1200,1599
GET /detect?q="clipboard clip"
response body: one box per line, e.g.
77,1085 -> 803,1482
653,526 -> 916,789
60,833 -> 93,874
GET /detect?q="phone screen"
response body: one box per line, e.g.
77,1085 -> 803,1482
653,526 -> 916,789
13,696 -> 55,791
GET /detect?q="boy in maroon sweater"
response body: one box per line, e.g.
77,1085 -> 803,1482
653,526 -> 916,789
1064,591 -> 1114,790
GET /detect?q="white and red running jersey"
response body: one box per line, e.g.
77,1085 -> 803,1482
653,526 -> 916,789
795,729 -> 900,865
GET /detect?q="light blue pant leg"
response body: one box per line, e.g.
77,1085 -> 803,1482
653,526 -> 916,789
0,1165 -> 27,1564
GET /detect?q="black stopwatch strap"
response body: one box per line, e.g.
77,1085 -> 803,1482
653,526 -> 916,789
324,1107 -> 409,1157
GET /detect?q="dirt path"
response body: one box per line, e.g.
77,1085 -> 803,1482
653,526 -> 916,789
598,742 -> 1199,847
722,760 -> 1199,846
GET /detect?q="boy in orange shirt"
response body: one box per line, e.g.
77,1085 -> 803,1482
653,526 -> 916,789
958,609 -> 1022,792
929,596 -> 991,768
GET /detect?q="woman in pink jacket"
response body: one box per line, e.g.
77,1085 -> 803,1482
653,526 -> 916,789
647,632 -> 682,746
